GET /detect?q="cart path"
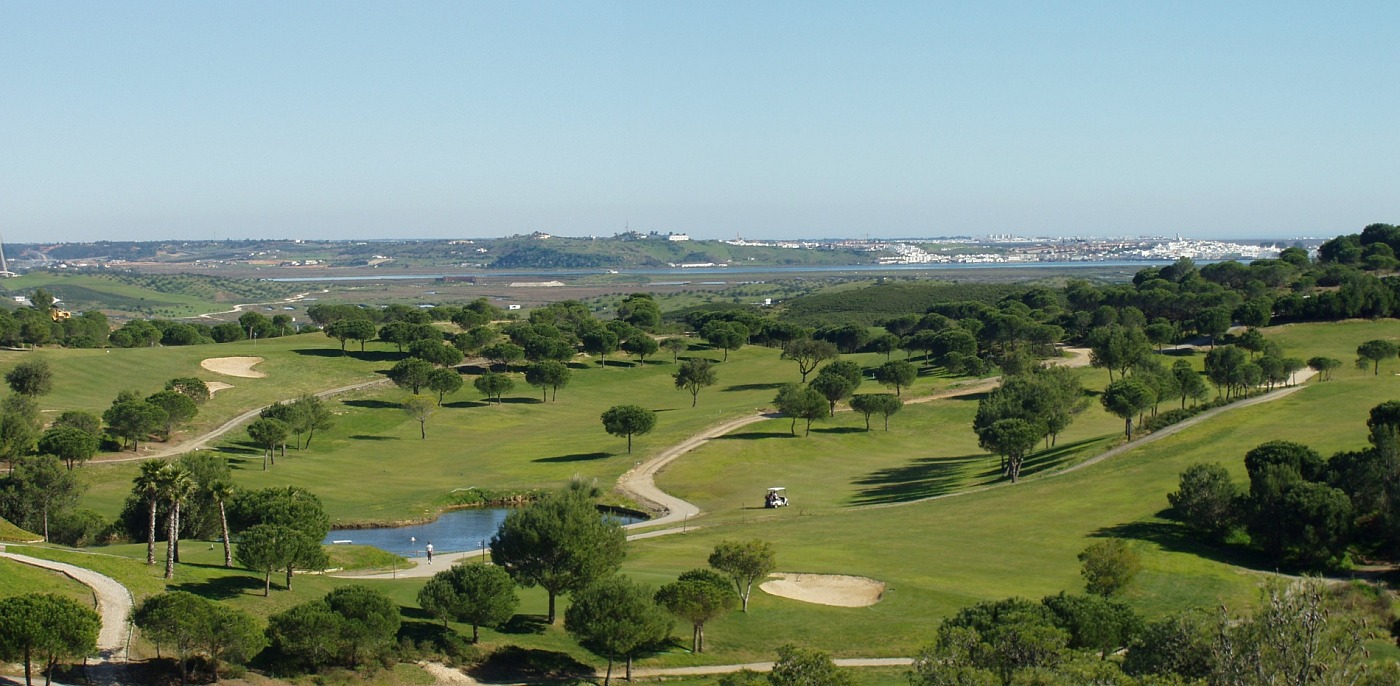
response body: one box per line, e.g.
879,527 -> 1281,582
0,550 -> 133,662
615,347 -> 1091,530
91,378 -> 392,463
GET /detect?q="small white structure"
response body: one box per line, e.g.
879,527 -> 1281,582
667,233 -> 691,241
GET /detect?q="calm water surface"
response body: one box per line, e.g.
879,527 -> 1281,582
324,508 -> 641,557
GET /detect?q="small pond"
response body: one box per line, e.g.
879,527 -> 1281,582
323,508 -> 643,558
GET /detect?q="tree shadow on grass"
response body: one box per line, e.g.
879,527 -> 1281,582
471,646 -> 593,684
1017,437 -> 1103,479
349,435 -> 398,441
715,431 -> 796,441
722,382 -> 787,392
292,348 -> 401,363
851,454 -> 994,505
343,399 -> 401,409
398,606 -> 438,623
443,400 -> 489,409
533,452 -> 611,463
1089,518 -> 1284,572
497,614 -> 549,636
218,443 -> 261,456
948,391 -> 992,403
170,573 -> 264,600
812,426 -> 865,435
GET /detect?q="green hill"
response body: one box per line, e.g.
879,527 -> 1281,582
0,515 -> 40,543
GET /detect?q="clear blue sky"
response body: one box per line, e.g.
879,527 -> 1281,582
3,2 -> 1397,242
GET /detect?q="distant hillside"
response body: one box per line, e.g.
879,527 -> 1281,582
780,280 -> 1027,326
0,515 -> 40,543
0,271 -> 301,318
485,236 -> 881,269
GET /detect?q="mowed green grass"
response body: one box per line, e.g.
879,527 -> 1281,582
0,557 -> 97,608
0,333 -> 385,438
656,364 -> 1122,522
0,514 -> 39,542
611,323 -> 1400,664
185,347 -> 970,525
22,320 -> 1400,673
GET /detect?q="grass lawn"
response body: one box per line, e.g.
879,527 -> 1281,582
619,373 -> 1393,663
14,320 -> 1400,678
656,364 -> 1121,524
0,557 -> 97,608
0,515 -> 39,542
179,346 -> 979,525
0,333 -> 387,446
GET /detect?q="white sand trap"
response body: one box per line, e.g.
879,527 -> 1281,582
200,357 -> 266,378
760,573 -> 886,607
206,381 -> 234,395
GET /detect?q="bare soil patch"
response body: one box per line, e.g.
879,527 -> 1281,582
760,572 -> 886,607
200,356 -> 266,378
206,381 -> 234,395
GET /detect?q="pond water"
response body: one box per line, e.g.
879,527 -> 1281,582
323,508 -> 643,558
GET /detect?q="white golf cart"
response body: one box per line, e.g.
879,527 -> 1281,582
764,487 -> 789,508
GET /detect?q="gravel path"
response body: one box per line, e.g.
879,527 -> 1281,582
0,550 -> 133,662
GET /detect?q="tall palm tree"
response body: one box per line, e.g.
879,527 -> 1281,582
209,480 -> 235,568
157,464 -> 194,580
135,460 -> 164,565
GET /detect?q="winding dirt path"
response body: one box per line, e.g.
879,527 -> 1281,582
189,292 -> 310,320
0,550 -> 133,662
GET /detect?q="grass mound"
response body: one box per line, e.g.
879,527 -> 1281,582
0,515 -> 40,542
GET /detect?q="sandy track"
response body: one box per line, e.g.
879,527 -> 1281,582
0,550 -> 133,662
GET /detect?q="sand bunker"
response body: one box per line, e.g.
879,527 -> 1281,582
200,357 -> 266,378
206,381 -> 234,395
759,573 -> 886,607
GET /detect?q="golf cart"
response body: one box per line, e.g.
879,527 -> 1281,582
764,487 -> 789,508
